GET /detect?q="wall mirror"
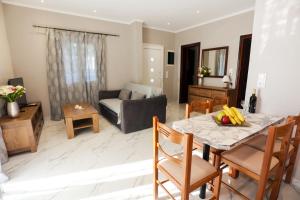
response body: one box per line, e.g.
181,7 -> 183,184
201,46 -> 229,77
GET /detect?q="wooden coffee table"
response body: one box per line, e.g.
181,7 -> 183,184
63,103 -> 99,139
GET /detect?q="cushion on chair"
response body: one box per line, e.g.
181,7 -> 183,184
118,89 -> 131,100
124,82 -> 163,98
158,154 -> 217,186
222,144 -> 279,175
99,98 -> 122,117
245,134 -> 294,153
130,91 -> 145,100
124,83 -> 152,98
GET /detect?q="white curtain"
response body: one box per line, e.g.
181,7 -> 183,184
215,49 -> 226,76
47,29 -> 107,120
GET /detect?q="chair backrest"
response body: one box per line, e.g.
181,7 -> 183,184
287,114 -> 300,148
259,120 -> 295,184
185,100 -> 210,118
153,116 -> 193,187
209,96 -> 229,112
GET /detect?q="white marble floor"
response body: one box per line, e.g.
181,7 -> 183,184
1,103 -> 300,200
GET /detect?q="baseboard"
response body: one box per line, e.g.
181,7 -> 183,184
292,178 -> 300,192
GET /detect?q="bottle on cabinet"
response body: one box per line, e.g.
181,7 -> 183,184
248,89 -> 257,113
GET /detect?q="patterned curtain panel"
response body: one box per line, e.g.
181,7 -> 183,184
47,29 -> 106,120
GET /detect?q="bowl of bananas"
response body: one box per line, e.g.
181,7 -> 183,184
213,105 -> 250,127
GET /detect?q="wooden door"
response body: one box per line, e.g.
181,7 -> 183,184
236,34 -> 252,108
179,42 -> 200,103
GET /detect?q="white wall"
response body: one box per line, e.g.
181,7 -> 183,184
3,4 -> 143,117
174,11 -> 254,101
245,0 -> 300,184
0,2 -> 14,117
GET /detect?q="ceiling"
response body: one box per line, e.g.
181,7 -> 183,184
2,0 -> 255,32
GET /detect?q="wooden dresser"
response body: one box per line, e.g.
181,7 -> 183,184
188,85 -> 237,106
0,103 -> 44,156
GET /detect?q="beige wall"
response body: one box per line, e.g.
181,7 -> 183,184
0,3 -> 13,85
143,28 -> 176,100
174,11 -> 254,101
245,0 -> 300,185
0,2 -> 14,116
3,4 -> 143,117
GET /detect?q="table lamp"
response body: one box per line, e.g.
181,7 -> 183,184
222,75 -> 231,88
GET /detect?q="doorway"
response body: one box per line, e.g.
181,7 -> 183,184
179,42 -> 200,103
143,43 -> 164,90
235,34 -> 252,108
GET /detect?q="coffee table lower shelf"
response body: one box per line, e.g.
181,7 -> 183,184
73,118 -> 93,130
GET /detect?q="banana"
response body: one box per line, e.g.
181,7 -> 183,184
223,109 -> 231,117
223,105 -> 235,117
228,115 -> 237,125
234,116 -> 242,125
231,107 -> 245,122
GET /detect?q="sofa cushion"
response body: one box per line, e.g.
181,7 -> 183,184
118,89 -> 131,100
131,91 -> 145,100
124,83 -> 152,98
99,98 -> 122,123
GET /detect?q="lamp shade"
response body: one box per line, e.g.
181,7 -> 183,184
222,75 -> 231,83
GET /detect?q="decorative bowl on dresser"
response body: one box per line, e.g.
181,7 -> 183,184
188,85 -> 237,107
0,103 -> 43,156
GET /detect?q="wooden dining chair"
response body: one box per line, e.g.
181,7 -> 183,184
185,100 -> 222,170
209,96 -> 229,112
153,116 -> 222,200
185,100 -> 211,119
245,114 -> 300,184
221,120 -> 295,200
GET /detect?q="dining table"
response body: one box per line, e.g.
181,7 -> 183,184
172,111 -> 284,199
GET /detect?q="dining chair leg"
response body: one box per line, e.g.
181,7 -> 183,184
256,177 -> 268,200
181,189 -> 189,200
214,153 -> 221,169
213,172 -> 222,200
284,152 -> 297,183
269,165 -> 286,200
153,169 -> 158,200
229,167 -> 239,179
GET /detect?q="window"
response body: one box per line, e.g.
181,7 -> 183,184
63,42 -> 97,85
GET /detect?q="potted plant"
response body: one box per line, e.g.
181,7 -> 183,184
198,66 -> 211,85
0,85 -> 26,118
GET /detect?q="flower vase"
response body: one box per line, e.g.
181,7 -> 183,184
198,77 -> 204,86
7,102 -> 20,118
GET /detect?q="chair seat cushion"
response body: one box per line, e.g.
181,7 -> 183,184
222,144 -> 279,175
158,154 -> 217,186
245,134 -> 294,153
99,98 -> 122,123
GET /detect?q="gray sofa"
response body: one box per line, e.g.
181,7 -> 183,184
99,83 -> 167,133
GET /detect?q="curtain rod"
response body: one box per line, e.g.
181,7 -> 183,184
32,25 -> 120,37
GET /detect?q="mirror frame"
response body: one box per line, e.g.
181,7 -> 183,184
201,46 -> 229,78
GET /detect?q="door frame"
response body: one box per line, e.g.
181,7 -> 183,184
235,34 -> 252,107
179,42 -> 201,103
143,43 -> 164,91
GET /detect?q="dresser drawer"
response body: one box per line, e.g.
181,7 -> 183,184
189,87 -> 212,97
212,90 -> 226,98
188,95 -> 211,103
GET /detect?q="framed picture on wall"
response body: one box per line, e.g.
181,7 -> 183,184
167,50 -> 175,66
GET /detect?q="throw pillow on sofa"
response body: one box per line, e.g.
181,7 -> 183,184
118,89 -> 131,100
131,91 -> 145,100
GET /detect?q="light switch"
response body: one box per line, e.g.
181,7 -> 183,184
229,68 -> 233,76
165,71 -> 168,79
257,73 -> 267,88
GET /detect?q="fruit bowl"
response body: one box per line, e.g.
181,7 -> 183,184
212,115 -> 251,127
213,105 -> 251,127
